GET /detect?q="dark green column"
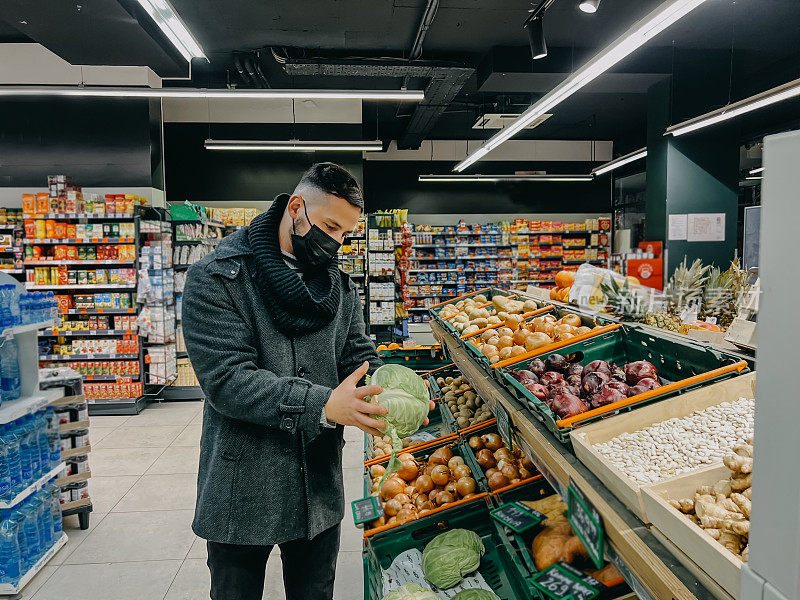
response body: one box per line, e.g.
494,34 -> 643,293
645,77 -> 739,275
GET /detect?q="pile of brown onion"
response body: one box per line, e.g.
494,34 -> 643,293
368,445 -> 480,529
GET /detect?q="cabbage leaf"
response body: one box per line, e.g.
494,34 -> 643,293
380,583 -> 439,600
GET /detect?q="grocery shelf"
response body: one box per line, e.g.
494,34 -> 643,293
55,470 -> 91,487
174,238 -> 220,245
61,445 -> 91,460
0,387 -> 64,425
0,268 -> 24,274
36,212 -> 135,220
0,246 -> 23,252
163,385 -> 204,400
563,259 -> 607,265
82,374 -> 140,382
1,319 -> 56,337
25,259 -> 135,266
41,328 -> 135,337
87,395 -> 148,416
40,353 -> 139,360
0,224 -> 20,230
0,533 -> 68,595
62,308 -> 135,315
0,463 -> 64,509
172,218 -> 225,228
431,321 -> 719,600
27,283 -> 136,290
23,237 -> 135,244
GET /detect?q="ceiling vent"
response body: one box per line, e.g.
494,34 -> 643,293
472,113 -> 552,130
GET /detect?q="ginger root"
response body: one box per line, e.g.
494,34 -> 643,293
712,479 -> 732,497
722,519 -> 750,536
733,443 -> 753,458
730,472 -> 752,491
718,532 -> 742,554
742,487 -> 752,501
705,528 -> 722,540
731,493 -> 751,518
724,454 -> 753,474
741,544 -> 749,562
671,498 -> 695,513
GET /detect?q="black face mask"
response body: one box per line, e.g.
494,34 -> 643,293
291,198 -> 342,269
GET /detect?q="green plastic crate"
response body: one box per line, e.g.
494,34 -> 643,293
363,498 -> 533,600
497,324 -> 750,444
363,437 -> 488,501
363,402 -> 446,463
378,346 -> 448,372
491,479 -> 631,600
428,364 -> 494,434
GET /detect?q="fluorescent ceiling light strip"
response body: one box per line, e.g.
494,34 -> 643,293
453,0 -> 708,172
749,167 -> 764,175
592,148 -> 647,176
136,0 -> 207,61
0,86 -> 424,101
745,176 -> 763,180
418,174 -> 593,182
205,139 -> 383,151
665,78 -> 800,136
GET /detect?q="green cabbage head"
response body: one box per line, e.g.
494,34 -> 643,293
380,583 -> 439,600
422,528 -> 485,589
368,364 -> 430,486
452,590 -> 501,600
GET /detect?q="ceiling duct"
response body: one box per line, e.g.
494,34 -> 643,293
473,113 -> 553,129
283,58 -> 474,149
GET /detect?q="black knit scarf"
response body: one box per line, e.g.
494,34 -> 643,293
247,194 -> 341,336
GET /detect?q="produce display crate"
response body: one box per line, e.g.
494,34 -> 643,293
490,478 -> 630,600
497,325 -> 750,444
378,345 -> 448,372
460,421 -> 542,496
363,400 -> 451,464
428,287 -> 518,334
364,498 -> 533,600
427,363 -> 495,434
640,465 -> 743,600
461,304 -> 616,377
362,437 -> 489,538
569,372 -> 756,521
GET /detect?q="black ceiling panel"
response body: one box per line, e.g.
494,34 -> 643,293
0,0 -> 187,76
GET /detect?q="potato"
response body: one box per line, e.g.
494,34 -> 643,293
462,324 -> 480,337
496,326 -> 513,338
506,300 -> 525,314
481,329 -> 498,342
523,300 -> 538,312
470,318 -> 489,329
485,336 -> 500,347
487,316 -> 501,325
473,294 -> 488,304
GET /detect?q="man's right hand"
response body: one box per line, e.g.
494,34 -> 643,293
325,361 -> 388,436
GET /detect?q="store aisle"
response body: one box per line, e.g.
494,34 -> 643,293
10,401 -> 365,600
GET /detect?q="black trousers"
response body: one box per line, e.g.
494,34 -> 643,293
206,524 -> 341,600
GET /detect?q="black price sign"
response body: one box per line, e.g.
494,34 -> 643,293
490,501 -> 544,533
567,480 -> 605,569
351,496 -> 383,526
495,403 -> 513,451
530,562 -> 601,600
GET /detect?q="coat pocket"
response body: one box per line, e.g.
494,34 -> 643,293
218,418 -> 251,462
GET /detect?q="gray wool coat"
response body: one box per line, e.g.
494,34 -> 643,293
182,228 -> 381,545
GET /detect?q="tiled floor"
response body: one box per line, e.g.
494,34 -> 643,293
9,400 -> 366,600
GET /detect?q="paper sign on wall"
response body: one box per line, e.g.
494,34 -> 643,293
668,214 -> 688,240
687,213 -> 725,242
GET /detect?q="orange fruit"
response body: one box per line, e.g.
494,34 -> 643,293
377,344 -> 388,351
626,275 -> 640,285
555,270 -> 575,289
388,342 -> 401,350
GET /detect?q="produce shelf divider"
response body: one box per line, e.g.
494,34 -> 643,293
431,319 -> 723,600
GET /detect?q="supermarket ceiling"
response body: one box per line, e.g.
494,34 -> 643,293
1,0 -> 799,150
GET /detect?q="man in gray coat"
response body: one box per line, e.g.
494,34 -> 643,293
183,163 -> 427,600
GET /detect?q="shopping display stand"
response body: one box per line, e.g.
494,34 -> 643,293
0,271 -> 68,594
430,318 -> 722,600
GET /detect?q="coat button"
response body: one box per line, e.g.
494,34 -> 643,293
297,367 -> 306,378
281,417 -> 294,431
230,269 -> 236,275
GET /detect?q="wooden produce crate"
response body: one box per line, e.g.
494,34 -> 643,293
569,373 -> 756,521
640,465 -> 743,600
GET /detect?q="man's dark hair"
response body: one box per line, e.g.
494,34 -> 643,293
297,162 -> 364,209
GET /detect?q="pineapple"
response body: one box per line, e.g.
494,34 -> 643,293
701,259 -> 750,330
600,277 -> 649,321
666,258 -> 709,316
644,311 -> 683,332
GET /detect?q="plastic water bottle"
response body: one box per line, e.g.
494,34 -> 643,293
1,425 -> 23,494
0,337 -> 21,402
18,417 -> 38,486
44,408 -> 61,469
46,483 -> 62,535
45,292 -> 59,326
10,507 -> 29,571
0,442 -> 10,501
32,492 -> 51,550
0,510 -> 21,583
0,289 -> 11,331
34,412 -> 50,478
20,497 -> 40,561
7,286 -> 20,327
